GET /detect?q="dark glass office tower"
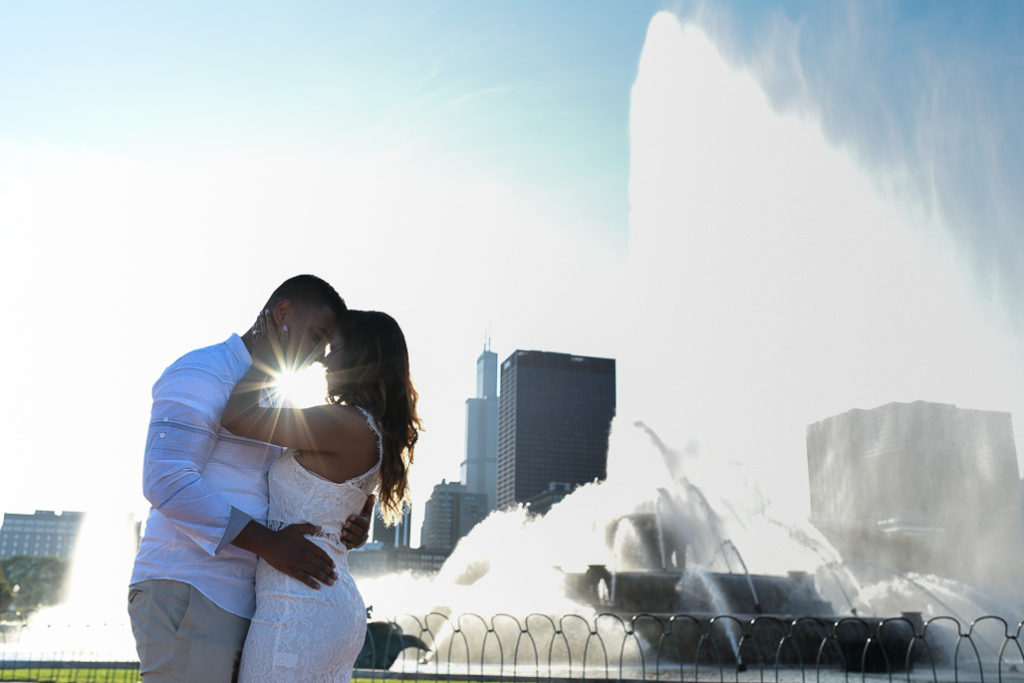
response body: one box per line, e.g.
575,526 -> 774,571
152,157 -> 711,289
497,350 -> 616,510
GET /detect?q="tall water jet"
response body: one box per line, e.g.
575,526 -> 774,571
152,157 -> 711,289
624,13 -> 1023,529
619,11 -> 1024,629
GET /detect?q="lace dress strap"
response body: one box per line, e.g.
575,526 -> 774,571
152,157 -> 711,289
349,406 -> 382,493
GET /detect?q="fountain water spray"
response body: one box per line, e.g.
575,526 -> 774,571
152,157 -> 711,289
2,510 -> 138,662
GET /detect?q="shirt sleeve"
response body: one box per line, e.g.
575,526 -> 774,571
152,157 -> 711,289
143,363 -> 251,556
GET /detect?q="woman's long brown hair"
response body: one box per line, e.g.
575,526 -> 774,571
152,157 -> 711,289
327,310 -> 421,525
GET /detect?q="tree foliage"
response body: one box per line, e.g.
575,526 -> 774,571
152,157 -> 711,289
0,555 -> 68,610
0,565 -> 12,613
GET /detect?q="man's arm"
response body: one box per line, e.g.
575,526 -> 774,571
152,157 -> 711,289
222,334 -> 372,552
144,364 -> 247,555
231,521 -> 336,589
145,363 -> 336,585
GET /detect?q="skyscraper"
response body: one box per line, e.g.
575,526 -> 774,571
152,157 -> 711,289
419,480 -> 489,553
460,345 -> 499,510
497,350 -> 616,510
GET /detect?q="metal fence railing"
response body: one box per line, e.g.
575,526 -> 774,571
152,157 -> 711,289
4,613 -> 1024,682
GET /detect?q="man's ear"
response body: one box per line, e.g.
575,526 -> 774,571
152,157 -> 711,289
272,299 -> 294,325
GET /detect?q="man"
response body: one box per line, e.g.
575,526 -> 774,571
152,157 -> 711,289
128,275 -> 372,681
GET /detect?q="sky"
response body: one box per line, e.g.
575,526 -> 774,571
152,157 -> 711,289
2,1 -> 1023,548
0,1 -> 660,537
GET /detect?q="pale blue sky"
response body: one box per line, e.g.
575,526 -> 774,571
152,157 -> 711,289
1,1 -> 661,249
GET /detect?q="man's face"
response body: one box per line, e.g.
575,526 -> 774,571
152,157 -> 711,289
281,302 -> 336,370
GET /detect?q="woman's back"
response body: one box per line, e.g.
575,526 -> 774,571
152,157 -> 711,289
293,404 -> 381,485
269,407 -> 382,540
238,408 -> 382,683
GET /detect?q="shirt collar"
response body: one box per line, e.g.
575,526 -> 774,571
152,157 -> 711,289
225,333 -> 253,378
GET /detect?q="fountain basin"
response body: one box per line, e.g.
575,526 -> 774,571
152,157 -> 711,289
563,566 -> 922,671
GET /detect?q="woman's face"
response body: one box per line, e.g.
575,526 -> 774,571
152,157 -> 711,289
323,334 -> 345,392
323,333 -> 345,367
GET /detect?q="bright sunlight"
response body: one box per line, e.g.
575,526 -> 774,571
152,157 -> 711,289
273,363 -> 329,408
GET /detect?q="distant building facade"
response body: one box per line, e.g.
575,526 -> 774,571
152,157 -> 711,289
0,510 -> 84,560
372,502 -> 412,549
497,350 -> 616,511
524,481 -> 574,516
419,480 -> 489,553
806,401 -> 1022,582
347,543 -> 449,577
460,346 -> 499,511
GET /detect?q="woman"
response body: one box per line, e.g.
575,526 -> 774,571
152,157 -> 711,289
222,309 -> 421,682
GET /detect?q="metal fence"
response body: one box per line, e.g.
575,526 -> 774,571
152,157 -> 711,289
4,613 -> 1024,682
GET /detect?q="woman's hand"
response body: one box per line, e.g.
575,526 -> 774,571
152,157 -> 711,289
250,309 -> 288,374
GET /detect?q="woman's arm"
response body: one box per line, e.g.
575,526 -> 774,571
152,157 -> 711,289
225,309 -> 375,455
223,365 -> 375,558
221,364 -> 342,451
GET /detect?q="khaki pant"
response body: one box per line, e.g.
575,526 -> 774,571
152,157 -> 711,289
128,579 -> 251,682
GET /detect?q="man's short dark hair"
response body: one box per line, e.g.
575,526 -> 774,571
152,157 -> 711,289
268,275 -> 347,325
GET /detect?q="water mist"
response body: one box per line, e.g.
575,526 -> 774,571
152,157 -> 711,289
361,11 -> 1024,629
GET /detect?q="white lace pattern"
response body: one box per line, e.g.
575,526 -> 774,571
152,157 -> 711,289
238,406 -> 382,682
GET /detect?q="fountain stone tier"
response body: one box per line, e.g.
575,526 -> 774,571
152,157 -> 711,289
566,566 -> 833,616
561,513 -> 921,672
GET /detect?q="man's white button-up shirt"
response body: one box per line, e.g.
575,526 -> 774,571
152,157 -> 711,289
130,334 -> 282,618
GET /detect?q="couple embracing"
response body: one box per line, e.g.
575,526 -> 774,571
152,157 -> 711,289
127,275 -> 421,682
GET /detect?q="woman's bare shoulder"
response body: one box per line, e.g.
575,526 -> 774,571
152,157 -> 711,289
325,404 -> 378,452
295,404 -> 378,481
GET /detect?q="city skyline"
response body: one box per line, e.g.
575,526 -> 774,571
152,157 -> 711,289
418,345 -> 617,554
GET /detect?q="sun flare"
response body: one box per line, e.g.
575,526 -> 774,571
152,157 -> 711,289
273,364 -> 328,408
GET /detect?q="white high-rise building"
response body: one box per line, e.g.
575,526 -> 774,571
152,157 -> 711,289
806,400 -> 1021,582
460,344 -> 498,511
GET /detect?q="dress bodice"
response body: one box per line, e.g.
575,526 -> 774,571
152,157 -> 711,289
265,406 -> 381,549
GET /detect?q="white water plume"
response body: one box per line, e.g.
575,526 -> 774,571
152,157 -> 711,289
363,11 -> 1022,628
4,510 -> 138,661
363,417 -> 841,617
619,11 -> 1023,620
624,13 -> 1024,524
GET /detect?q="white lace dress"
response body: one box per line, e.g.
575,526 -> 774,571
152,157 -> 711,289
238,407 -> 381,683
